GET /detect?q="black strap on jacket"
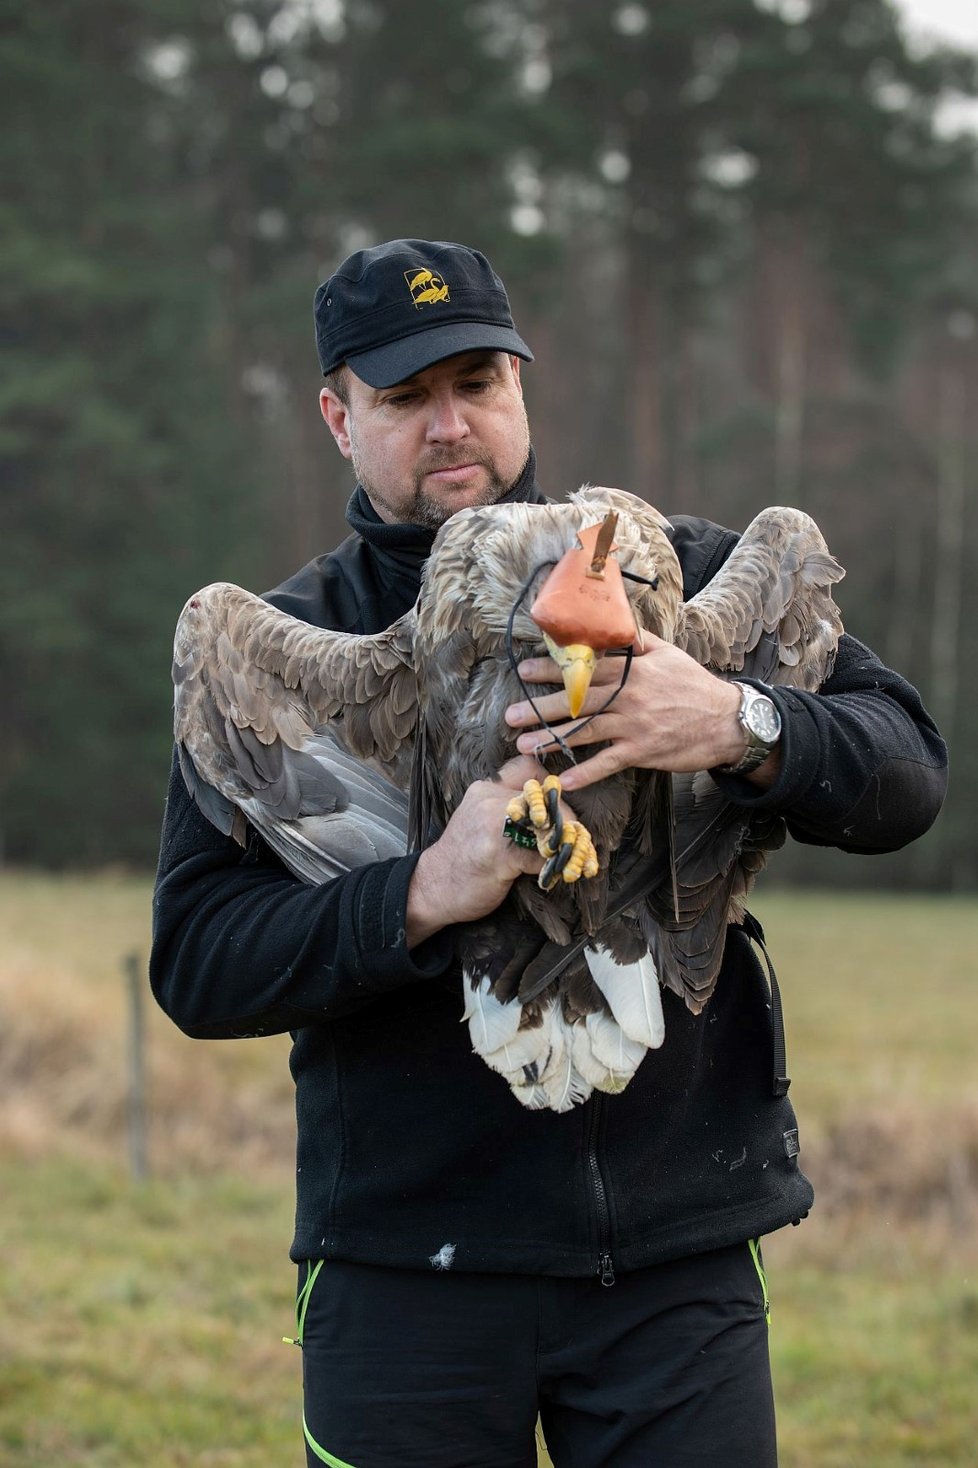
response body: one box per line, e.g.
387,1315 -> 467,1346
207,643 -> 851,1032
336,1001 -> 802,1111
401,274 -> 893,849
739,911 -> 791,1097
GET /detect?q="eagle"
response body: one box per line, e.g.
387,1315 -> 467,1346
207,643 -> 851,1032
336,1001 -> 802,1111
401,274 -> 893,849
171,487 -> 844,1111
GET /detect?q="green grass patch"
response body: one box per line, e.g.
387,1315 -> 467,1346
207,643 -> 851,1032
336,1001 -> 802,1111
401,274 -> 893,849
2,874 -> 977,1464
757,889 -> 977,1126
2,1158 -> 299,1467
770,1247 -> 978,1467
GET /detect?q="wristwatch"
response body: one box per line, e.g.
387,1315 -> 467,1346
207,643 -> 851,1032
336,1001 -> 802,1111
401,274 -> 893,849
717,682 -> 782,775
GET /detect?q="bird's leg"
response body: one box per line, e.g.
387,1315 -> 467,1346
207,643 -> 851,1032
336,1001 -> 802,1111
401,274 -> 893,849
503,776 -> 599,892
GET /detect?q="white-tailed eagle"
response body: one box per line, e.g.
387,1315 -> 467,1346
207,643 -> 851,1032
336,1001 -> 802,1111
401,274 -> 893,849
172,487 -> 843,1110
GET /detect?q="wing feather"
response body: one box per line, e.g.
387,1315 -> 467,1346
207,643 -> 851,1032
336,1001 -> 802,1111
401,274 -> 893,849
676,506 -> 844,689
171,582 -> 416,869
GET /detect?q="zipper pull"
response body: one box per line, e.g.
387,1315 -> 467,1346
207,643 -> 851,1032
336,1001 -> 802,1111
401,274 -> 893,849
598,1251 -> 616,1287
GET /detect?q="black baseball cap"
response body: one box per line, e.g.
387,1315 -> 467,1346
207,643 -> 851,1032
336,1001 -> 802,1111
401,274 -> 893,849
314,239 -> 533,388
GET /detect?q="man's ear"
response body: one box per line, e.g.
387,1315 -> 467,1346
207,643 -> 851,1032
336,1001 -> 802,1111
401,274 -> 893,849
320,387 -> 353,459
510,355 -> 523,397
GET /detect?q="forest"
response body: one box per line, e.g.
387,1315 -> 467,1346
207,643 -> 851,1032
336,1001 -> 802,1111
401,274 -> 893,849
3,0 -> 976,887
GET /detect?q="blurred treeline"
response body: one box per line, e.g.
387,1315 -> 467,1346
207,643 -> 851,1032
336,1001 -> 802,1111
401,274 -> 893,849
3,0 -> 976,886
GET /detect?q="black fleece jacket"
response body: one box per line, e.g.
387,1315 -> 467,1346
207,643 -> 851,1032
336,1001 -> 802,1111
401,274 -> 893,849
151,472 -> 947,1277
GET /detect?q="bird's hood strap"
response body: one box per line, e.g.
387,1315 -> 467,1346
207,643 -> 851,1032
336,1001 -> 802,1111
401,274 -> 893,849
738,911 -> 791,1098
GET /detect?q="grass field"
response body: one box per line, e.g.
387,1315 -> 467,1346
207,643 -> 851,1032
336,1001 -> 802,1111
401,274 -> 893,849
1,872 -> 976,1465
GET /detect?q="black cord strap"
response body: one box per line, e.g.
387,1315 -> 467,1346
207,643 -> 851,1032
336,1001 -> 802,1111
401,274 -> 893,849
738,910 -> 791,1097
504,563 -> 635,761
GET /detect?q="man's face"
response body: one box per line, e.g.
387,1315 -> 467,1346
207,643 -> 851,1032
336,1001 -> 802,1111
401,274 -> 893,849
320,350 -> 530,529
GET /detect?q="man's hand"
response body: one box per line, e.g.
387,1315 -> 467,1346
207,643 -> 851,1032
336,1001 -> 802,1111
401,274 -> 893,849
504,632 -> 780,792
406,755 -> 574,948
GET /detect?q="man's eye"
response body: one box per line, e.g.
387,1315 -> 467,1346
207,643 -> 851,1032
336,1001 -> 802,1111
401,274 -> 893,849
385,392 -> 419,407
462,379 -> 491,393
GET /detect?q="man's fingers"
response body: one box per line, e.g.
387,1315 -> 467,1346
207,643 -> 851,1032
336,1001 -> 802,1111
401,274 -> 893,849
495,752 -> 550,787
515,635 -> 661,683
507,653 -> 646,732
507,688 -> 617,732
513,656 -> 560,682
513,711 -> 623,757
515,653 -> 630,689
555,746 -> 627,792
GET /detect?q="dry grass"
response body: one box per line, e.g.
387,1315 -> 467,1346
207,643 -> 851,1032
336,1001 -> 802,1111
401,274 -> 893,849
3,874 -> 975,1228
0,871 -> 294,1176
3,871 -> 978,1465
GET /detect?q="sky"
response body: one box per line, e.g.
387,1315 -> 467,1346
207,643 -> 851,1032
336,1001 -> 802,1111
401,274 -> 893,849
896,0 -> 978,132
896,0 -> 978,50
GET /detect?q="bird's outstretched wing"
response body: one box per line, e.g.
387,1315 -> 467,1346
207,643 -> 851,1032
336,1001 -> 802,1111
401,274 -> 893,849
172,582 -> 416,875
676,505 -> 844,688
643,505 -> 845,1011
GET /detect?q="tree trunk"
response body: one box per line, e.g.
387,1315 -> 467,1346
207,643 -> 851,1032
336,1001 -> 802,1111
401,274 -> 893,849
928,361 -> 966,744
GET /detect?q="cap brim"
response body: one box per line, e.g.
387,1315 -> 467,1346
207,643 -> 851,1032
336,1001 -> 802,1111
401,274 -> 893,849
345,322 -> 533,389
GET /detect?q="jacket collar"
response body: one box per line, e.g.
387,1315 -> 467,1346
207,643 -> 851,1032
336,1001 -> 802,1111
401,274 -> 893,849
345,447 -> 545,578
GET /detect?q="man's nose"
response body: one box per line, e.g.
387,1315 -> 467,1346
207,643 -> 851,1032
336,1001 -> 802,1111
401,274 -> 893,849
425,391 -> 470,442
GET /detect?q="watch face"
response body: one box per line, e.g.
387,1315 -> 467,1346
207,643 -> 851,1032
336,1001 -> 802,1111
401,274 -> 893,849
746,695 -> 781,744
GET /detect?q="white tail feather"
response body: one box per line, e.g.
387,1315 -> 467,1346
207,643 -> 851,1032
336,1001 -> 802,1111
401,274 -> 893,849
465,956 -> 662,1109
583,1009 -> 648,1089
569,1022 -> 629,1094
539,1047 -> 591,1112
466,980 -> 559,1088
508,1011 -> 589,1111
463,977 -> 522,1059
509,1081 -> 553,1110
584,945 -> 665,1048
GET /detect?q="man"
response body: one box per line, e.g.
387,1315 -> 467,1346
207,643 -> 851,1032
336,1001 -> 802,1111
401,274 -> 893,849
151,238 -> 947,1467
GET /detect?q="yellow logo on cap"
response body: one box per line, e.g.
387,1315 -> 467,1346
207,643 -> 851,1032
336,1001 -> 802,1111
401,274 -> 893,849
405,267 -> 449,308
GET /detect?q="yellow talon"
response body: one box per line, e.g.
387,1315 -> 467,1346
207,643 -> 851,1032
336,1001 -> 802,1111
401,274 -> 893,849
508,773 -> 600,889
538,817 -> 575,861
562,828 -> 598,883
506,795 -> 528,824
523,779 -> 549,829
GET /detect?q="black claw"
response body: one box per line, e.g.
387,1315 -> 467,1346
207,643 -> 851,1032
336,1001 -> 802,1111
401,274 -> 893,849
545,786 -> 563,848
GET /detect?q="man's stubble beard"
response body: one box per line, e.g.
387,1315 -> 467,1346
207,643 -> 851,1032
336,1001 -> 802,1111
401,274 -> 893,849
350,406 -> 530,530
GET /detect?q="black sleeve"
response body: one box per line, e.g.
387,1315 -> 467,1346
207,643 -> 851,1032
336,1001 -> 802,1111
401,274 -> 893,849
711,634 -> 948,852
149,753 -> 454,1040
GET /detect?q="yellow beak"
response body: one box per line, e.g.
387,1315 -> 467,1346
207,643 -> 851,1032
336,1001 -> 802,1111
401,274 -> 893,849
544,635 -> 597,718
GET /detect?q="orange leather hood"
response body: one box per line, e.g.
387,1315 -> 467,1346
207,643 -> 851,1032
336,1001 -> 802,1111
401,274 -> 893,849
530,519 -> 638,651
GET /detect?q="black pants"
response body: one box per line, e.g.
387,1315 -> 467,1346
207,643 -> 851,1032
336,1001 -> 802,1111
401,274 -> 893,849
296,1242 -> 777,1468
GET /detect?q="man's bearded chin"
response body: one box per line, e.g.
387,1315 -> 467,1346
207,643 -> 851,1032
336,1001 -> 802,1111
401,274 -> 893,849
411,452 -> 511,529
356,451 -> 517,530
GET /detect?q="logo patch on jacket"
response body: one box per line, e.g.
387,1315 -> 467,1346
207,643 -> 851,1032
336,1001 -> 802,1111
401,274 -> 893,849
405,267 -> 449,308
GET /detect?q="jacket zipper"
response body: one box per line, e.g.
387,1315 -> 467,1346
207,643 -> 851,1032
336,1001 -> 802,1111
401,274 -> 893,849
586,1096 -> 615,1286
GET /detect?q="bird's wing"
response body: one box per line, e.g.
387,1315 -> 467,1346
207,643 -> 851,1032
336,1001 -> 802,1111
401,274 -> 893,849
676,505 -> 844,688
171,582 -> 417,867
640,507 -> 842,1010
636,772 -> 786,1012
570,484 -> 673,542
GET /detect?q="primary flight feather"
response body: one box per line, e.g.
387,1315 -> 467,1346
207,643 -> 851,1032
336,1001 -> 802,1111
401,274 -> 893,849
172,487 -> 843,1110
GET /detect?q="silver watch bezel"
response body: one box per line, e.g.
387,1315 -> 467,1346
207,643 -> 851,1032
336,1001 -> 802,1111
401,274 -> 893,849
718,682 -> 782,775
